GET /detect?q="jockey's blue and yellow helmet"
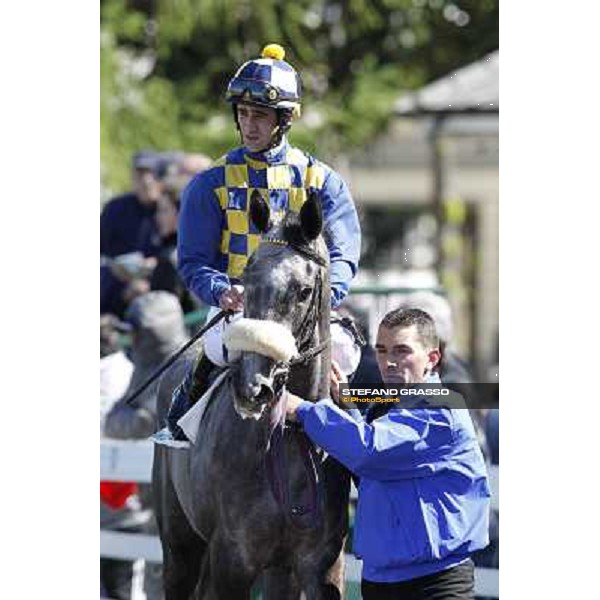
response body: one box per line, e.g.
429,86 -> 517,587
225,44 -> 302,115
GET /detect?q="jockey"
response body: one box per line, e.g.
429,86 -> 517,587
168,43 -> 361,439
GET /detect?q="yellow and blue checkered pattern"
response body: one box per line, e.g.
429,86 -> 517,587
210,147 -> 326,279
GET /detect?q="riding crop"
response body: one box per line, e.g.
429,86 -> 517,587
124,309 -> 230,406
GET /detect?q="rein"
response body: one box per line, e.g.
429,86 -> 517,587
288,340 -> 329,367
260,237 -> 329,530
265,415 -> 324,531
289,268 -> 328,365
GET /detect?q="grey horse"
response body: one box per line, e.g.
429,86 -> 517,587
152,191 -> 351,599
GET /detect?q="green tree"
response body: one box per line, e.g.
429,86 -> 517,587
101,0 -> 498,196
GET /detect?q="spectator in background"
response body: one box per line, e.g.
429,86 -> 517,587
395,291 -> 491,453
101,151 -> 163,317
476,401 -> 499,572
110,151 -> 214,314
337,302 -> 384,392
179,153 -> 213,182
98,311 -> 140,600
486,340 -> 500,466
149,191 -> 201,313
104,291 -> 189,439
101,150 -> 163,258
486,407 -> 499,466
396,291 -> 473,384
158,151 -> 213,197
103,291 -> 189,600
100,315 -> 134,432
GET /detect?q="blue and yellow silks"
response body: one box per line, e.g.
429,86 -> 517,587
178,138 -> 361,307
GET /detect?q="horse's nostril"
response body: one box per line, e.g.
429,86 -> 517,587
254,384 -> 273,405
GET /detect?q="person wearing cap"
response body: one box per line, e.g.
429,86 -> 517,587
168,44 -> 361,439
104,291 -> 190,440
149,188 -> 201,314
396,291 -> 474,385
394,291 -> 494,463
156,151 -> 214,196
100,150 -> 164,317
285,308 -> 490,599
103,291 -> 191,599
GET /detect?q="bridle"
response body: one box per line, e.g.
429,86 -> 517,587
261,237 -> 330,393
259,237 -> 330,530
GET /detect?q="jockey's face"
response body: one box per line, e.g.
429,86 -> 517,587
375,324 -> 440,385
237,103 -> 279,152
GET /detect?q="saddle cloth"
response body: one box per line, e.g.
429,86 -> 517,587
151,368 -> 229,448
177,369 -> 230,443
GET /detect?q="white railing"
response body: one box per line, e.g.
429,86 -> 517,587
100,439 -> 499,597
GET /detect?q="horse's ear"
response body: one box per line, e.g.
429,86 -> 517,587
249,190 -> 272,233
299,190 -> 323,241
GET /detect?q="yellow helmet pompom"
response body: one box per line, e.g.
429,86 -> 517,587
261,44 -> 285,61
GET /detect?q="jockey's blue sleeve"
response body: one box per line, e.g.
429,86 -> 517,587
178,172 -> 231,306
320,170 -> 361,308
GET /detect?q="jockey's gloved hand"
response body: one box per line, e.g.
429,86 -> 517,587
219,285 -> 244,312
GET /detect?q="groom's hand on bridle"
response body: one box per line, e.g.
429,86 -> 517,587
329,359 -> 343,405
284,389 -> 304,421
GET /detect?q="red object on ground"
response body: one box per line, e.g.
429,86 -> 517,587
100,481 -> 139,509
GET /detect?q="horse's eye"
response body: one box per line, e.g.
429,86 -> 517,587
299,287 -> 312,302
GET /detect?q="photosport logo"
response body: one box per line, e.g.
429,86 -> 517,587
338,383 -> 499,409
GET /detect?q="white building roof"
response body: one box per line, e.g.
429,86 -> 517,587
395,51 -> 499,115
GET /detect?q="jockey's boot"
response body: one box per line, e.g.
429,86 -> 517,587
167,352 -> 215,440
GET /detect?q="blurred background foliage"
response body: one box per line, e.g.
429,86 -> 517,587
101,0 -> 498,194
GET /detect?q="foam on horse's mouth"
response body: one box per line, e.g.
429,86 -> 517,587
224,318 -> 297,362
229,368 -> 273,421
234,401 -> 268,421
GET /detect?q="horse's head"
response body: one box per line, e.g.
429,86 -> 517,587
224,190 -> 329,419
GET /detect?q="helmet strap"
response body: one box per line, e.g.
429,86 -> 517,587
277,108 -> 293,135
232,103 -> 294,153
232,103 -> 242,134
269,109 -> 293,149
